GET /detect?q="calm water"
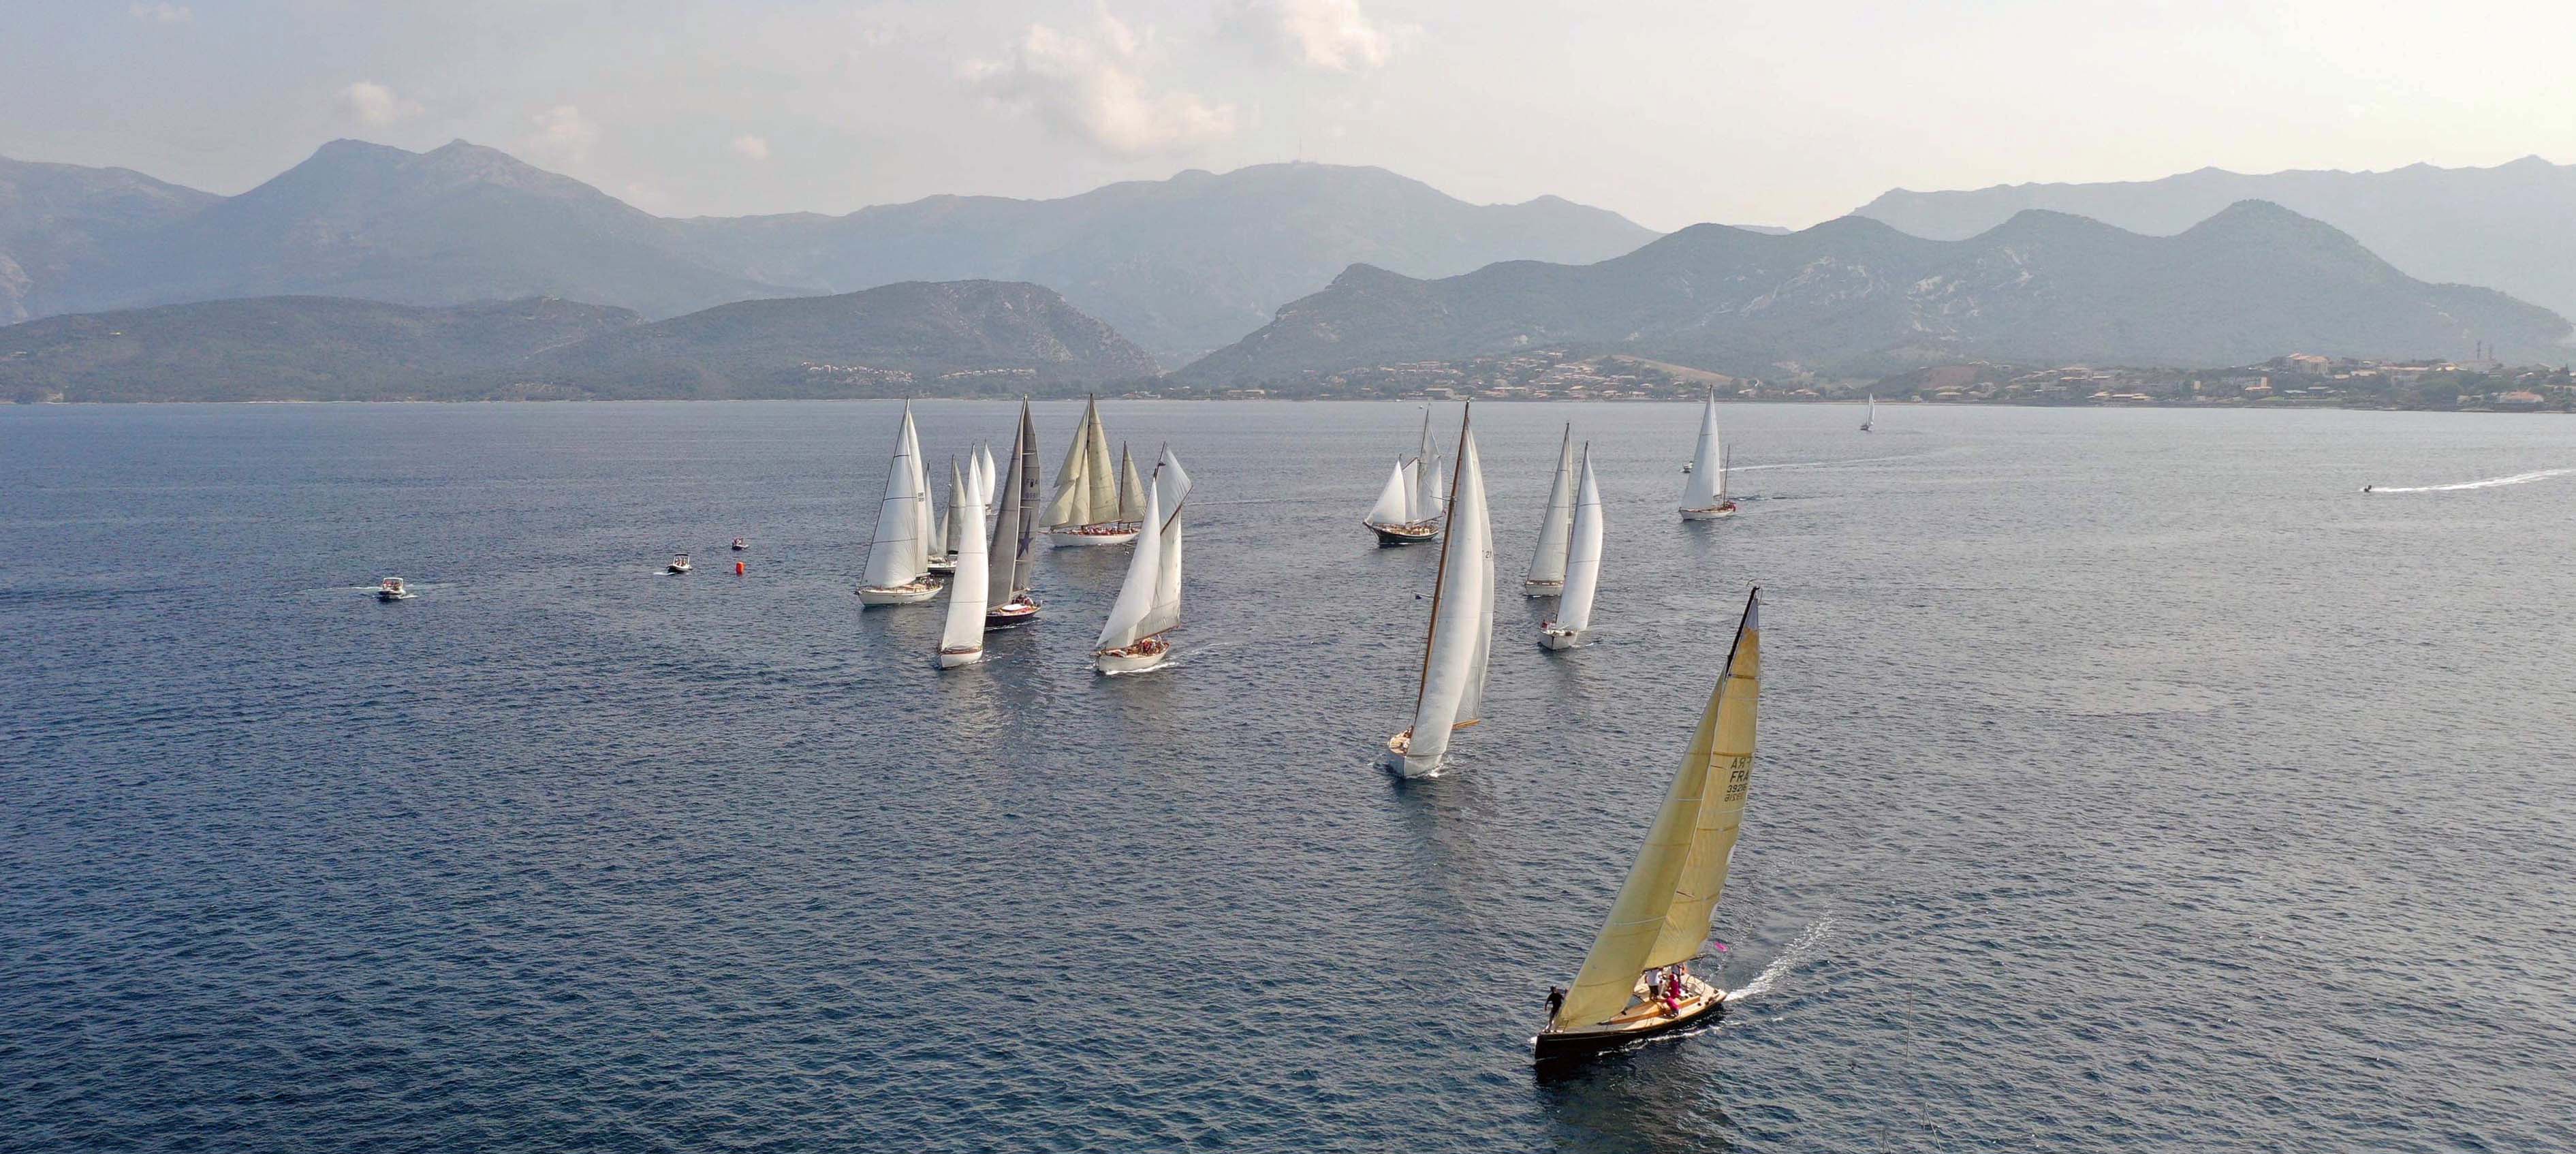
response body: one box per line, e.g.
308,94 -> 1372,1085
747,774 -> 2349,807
3,400 -> 2571,1153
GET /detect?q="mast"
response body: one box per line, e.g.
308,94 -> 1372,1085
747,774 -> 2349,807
1526,424 -> 1576,586
1552,591 -> 1761,1031
1556,446 -> 1604,633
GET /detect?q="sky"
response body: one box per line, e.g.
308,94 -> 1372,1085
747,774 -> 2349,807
4,0 -> 2572,231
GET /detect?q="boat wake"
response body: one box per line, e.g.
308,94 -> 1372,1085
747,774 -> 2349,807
2365,467 -> 2575,493
1728,452 -> 1933,473
1722,916 -> 1834,1004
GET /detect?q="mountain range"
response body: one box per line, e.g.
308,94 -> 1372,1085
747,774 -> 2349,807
0,141 -> 1656,364
1853,156 -> 2576,327
0,281 -> 1155,403
1178,201 -> 2572,383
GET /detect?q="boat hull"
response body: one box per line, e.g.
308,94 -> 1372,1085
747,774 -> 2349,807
1533,988 -> 1725,1063
667,565 -> 692,574
935,646 -> 985,669
927,555 -> 957,575
1539,625 -> 1588,650
1680,502 -> 1738,521
1047,527 -> 1137,548
1365,520 -> 1439,546
984,599 -> 1041,628
1093,644 -> 1171,674
856,580 -> 940,606
377,592 -> 413,602
1522,578 -> 1563,597
1386,730 -> 1442,778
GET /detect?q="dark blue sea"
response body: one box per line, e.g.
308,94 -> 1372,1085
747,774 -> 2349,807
3,400 -> 2571,1153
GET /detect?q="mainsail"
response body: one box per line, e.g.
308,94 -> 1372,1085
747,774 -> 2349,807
1399,408 -> 1492,774
1148,450 -> 1189,634
1552,590 -> 1761,1030
937,478 -> 991,655
1556,447 -> 1605,634
1526,424 -> 1576,587
1095,480 -> 1165,651
860,411 -> 928,589
1413,409 -> 1446,521
1681,392 -> 1725,510
986,403 -> 1043,608
902,404 -> 934,572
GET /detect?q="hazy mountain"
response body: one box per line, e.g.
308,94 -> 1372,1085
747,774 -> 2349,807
1,281 -> 1153,401
1179,201 -> 2573,382
0,155 -> 219,324
519,280 -> 1158,398
670,161 -> 1660,362
7,143 -> 1657,364
50,140 -> 792,321
0,296 -> 637,401
1853,156 -> 2576,325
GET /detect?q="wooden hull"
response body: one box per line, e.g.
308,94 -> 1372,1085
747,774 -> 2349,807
1680,501 -> 1738,521
1386,730 -> 1441,778
927,555 -> 957,575
935,646 -> 984,670
856,580 -> 941,606
1522,578 -> 1563,597
1366,520 -> 1439,546
1533,989 -> 1725,1063
984,598 -> 1041,628
1047,526 -> 1137,548
1539,625 -> 1588,650
1093,644 -> 1171,674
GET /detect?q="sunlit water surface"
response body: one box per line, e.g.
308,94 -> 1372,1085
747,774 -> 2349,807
3,401 -> 2571,1153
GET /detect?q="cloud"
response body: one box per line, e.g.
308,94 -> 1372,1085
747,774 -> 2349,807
730,134 -> 772,161
129,3 -> 191,22
1235,0 -> 1400,70
520,104 -> 599,164
967,13 -> 1235,157
336,82 -> 422,127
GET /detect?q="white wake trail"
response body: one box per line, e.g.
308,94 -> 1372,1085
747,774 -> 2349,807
1723,916 -> 1834,1003
2369,467 -> 2576,493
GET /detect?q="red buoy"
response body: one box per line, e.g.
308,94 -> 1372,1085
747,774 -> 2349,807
734,561 -> 746,576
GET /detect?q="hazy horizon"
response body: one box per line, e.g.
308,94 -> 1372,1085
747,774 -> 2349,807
6,0 -> 2571,232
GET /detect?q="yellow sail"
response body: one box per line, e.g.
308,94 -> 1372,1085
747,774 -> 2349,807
1647,595 -> 1761,966
1552,590 -> 1761,1031
1043,397 -> 1098,528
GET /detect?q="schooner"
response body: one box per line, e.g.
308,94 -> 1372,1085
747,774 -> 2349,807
984,401 -> 1045,627
1679,390 -> 1737,520
1092,450 -> 1193,674
855,402 -> 941,605
1041,395 -> 1139,547
1361,408 -> 1447,546
1539,446 -> 1604,650
1536,588 -> 1762,1061
1523,424 -> 1577,595
1385,405 -> 1493,777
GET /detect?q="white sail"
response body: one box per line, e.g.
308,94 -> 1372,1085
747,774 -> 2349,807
1526,425 -> 1575,586
1366,461 -> 1411,524
1095,480 -> 1165,651
1413,411 -> 1445,521
860,415 -> 927,588
1863,394 -> 1876,430
1399,416 -> 1492,775
1681,392 -> 1723,509
975,445 -> 998,518
1145,451 -> 1187,638
939,458 -> 966,555
1117,446 -> 1148,524
1043,399 -> 1097,529
1552,591 -> 1761,1030
901,405 -> 934,574
1556,448 -> 1604,634
937,482 -> 991,655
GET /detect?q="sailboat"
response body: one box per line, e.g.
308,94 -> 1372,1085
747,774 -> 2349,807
929,456 -> 965,575
855,403 -> 940,605
1535,589 -> 1762,1061
1386,405 -> 1494,778
1042,395 -> 1137,547
974,443 -> 999,523
1541,446 -> 1604,650
934,467 -> 992,668
1523,424 -> 1576,595
1362,458 -> 1439,546
1679,391 -> 1738,520
984,401 -> 1045,627
1093,450 -> 1193,674
1859,394 -> 1876,433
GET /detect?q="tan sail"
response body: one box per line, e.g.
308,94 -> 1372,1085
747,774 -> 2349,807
1082,402 -> 1118,525
1117,445 -> 1148,524
1551,591 -> 1761,1031
1042,399 -> 1097,529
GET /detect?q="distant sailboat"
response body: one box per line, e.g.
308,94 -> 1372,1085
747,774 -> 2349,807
1523,424 -> 1576,595
856,403 -> 941,605
1535,589 -> 1762,1061
934,470 -> 992,668
929,456 -> 965,576
1093,450 -> 1193,674
1387,405 -> 1493,778
1679,392 -> 1738,520
1859,394 -> 1876,433
974,443 -> 999,523
1043,395 -> 1137,547
1541,446 -> 1603,650
985,401 -> 1044,627
1362,458 -> 1439,546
